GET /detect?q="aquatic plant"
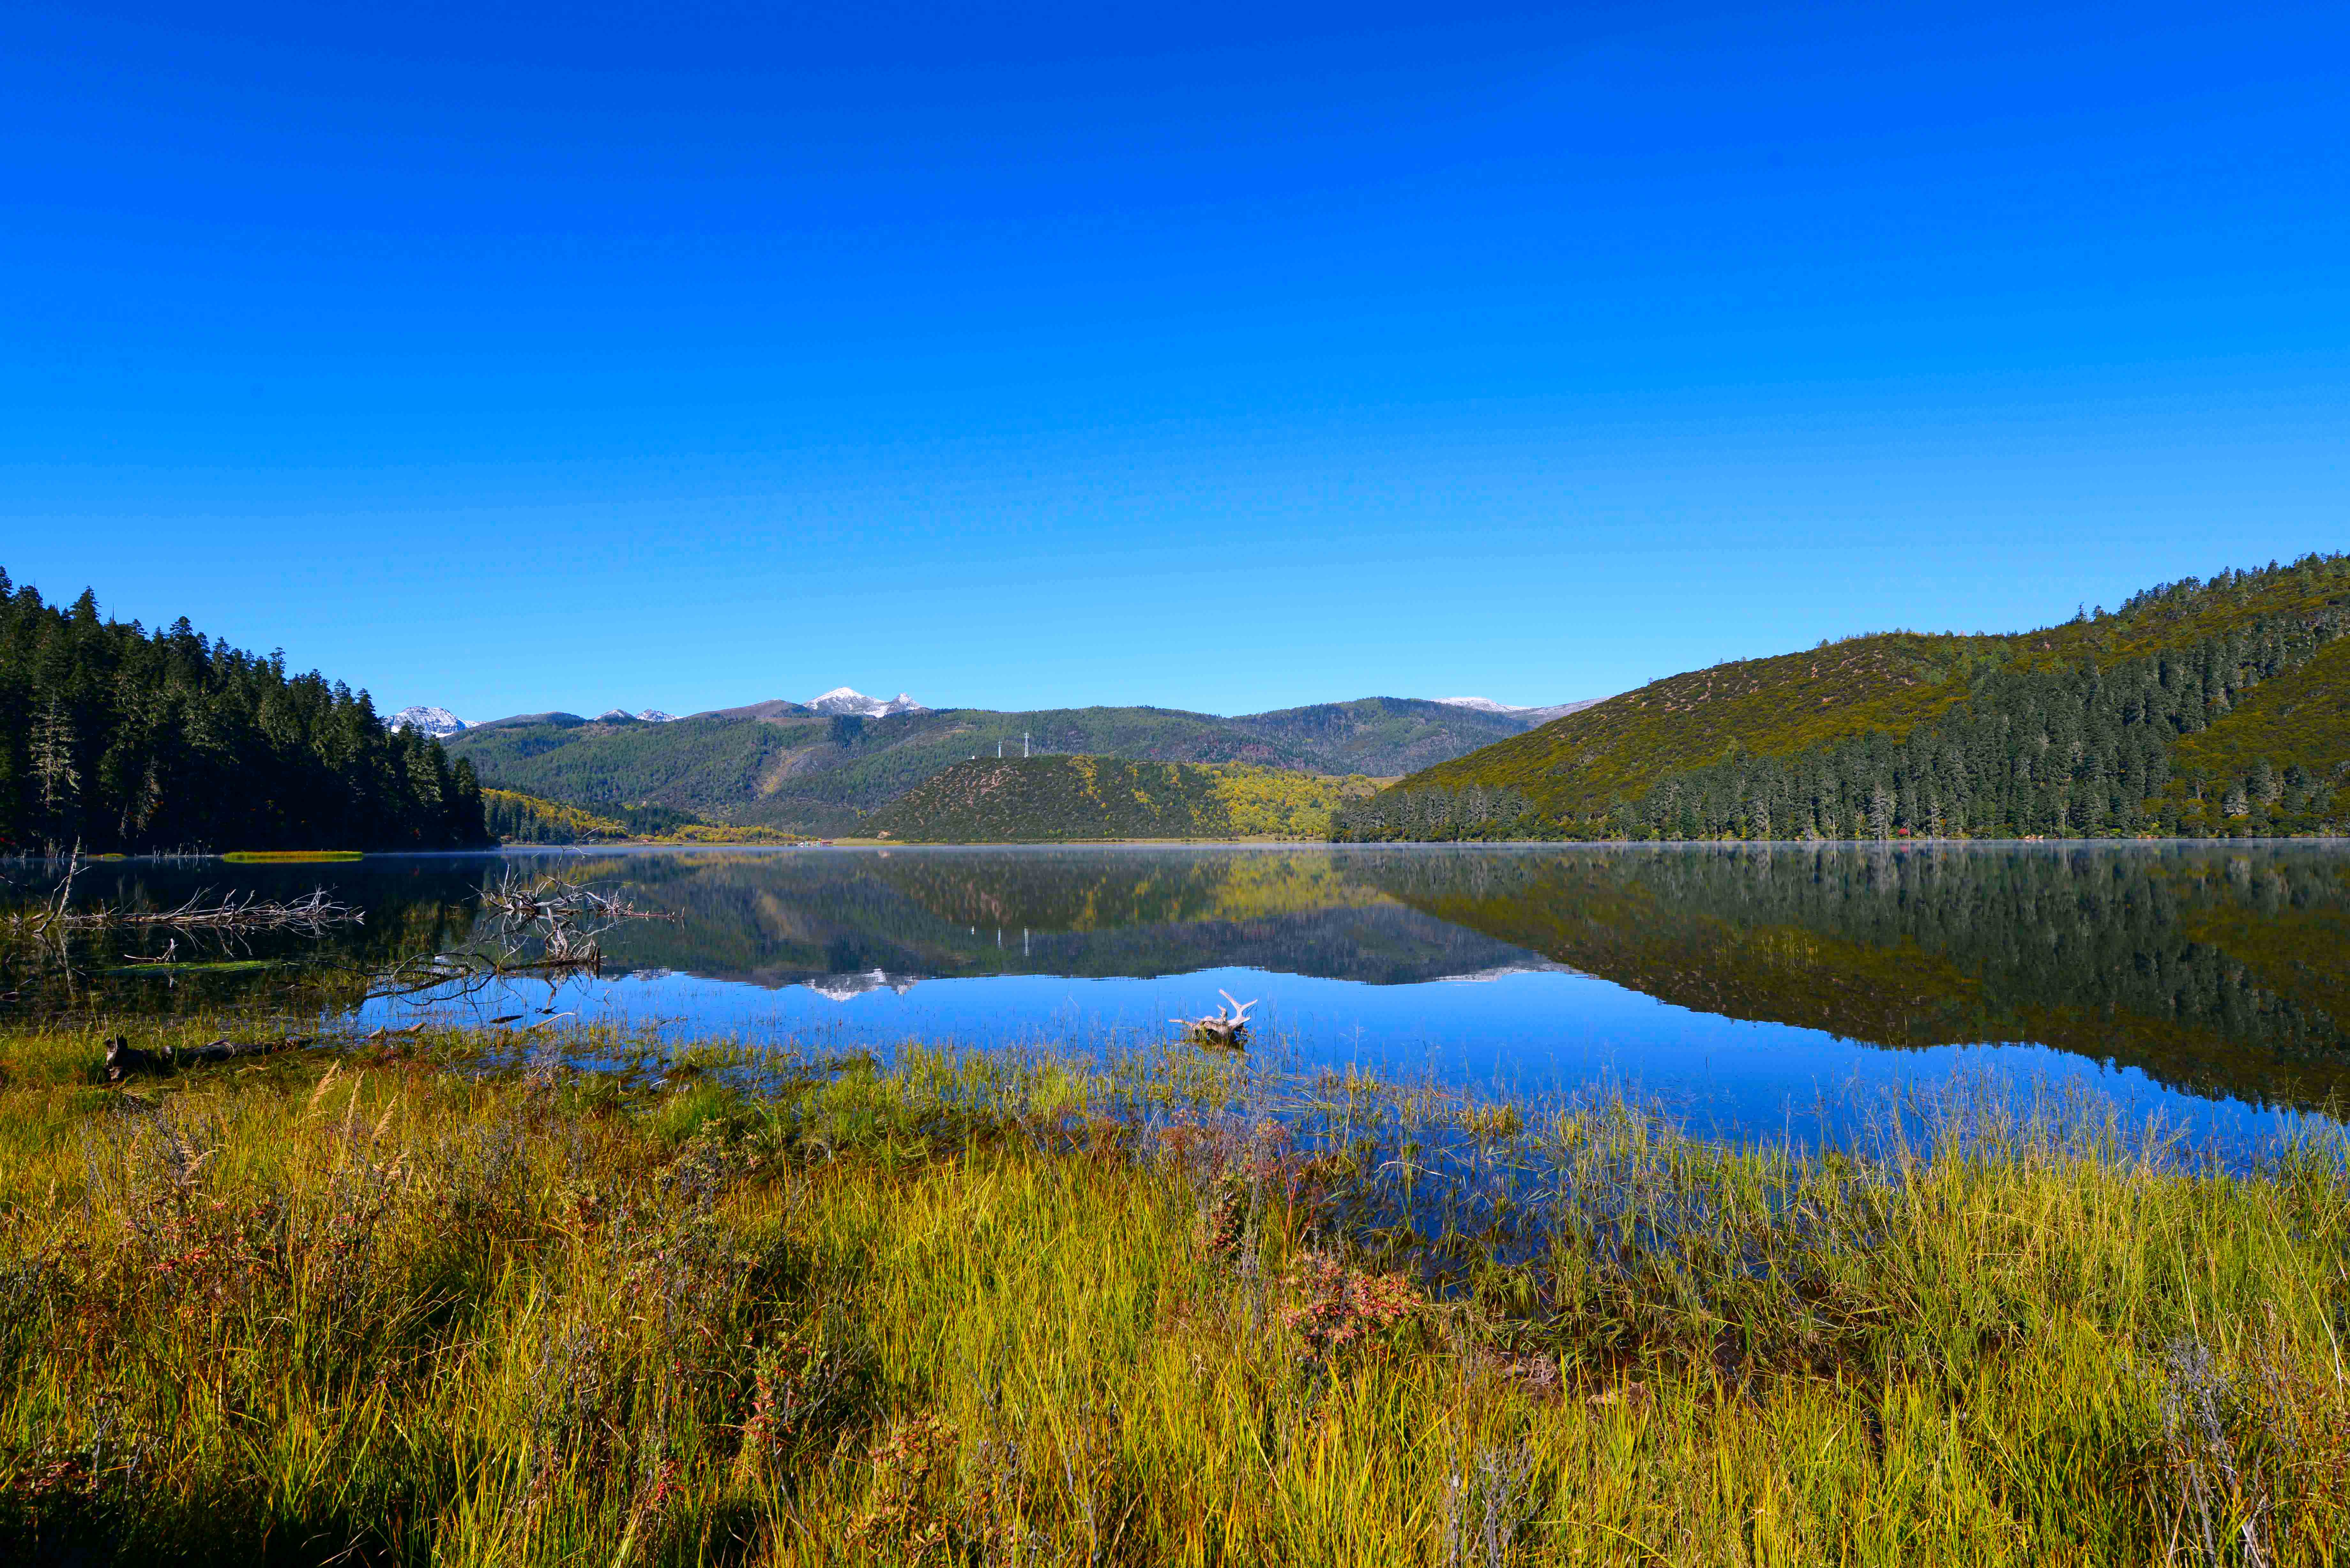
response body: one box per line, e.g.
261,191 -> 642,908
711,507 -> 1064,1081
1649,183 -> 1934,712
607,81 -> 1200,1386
0,1016 -> 2344,1563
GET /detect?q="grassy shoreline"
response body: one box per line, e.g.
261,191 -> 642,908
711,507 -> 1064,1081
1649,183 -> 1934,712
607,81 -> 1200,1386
2,1019 -> 2346,1564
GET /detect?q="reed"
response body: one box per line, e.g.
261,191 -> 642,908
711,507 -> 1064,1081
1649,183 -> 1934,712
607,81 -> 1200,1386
0,1016 -> 2343,1564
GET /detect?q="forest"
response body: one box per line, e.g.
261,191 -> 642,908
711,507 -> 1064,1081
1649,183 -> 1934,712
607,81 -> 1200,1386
1603,605 -> 2347,840
0,569 -> 488,853
1347,554 -> 2350,842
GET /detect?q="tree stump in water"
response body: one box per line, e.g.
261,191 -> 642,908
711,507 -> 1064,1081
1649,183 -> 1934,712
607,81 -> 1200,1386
1171,991 -> 1257,1050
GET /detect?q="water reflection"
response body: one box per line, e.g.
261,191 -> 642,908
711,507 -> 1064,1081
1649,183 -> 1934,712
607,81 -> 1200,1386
8,843 -> 2347,1131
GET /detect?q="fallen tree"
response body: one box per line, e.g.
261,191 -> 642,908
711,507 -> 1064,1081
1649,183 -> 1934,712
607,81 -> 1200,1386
103,1033 -> 306,1082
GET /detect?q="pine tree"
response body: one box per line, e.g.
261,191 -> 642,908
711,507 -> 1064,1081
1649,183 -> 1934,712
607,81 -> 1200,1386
28,700 -> 78,825
0,570 -> 496,852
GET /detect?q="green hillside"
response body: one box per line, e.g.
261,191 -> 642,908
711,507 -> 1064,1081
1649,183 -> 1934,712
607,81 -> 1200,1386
1351,554 -> 2350,841
2160,634 -> 2350,833
863,756 -> 1377,842
480,787 -> 803,845
481,787 -> 631,843
446,697 -> 1507,835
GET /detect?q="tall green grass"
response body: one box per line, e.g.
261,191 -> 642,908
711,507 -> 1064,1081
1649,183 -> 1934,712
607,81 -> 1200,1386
0,1017 -> 2344,1564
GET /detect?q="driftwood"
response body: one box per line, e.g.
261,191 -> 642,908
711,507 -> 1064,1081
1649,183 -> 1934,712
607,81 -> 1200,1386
103,887 -> 359,934
1171,990 -> 1257,1049
6,846 -> 359,940
104,1033 -> 303,1082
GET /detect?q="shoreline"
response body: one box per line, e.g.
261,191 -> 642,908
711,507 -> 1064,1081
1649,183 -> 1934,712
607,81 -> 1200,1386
3,1018 -> 2345,1562
12,831 -> 2350,864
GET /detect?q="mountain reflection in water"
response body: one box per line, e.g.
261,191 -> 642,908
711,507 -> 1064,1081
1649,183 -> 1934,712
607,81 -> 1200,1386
11,843 -> 2349,1135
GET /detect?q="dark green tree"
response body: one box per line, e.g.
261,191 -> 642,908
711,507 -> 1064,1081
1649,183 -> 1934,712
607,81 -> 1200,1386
0,568 -> 495,853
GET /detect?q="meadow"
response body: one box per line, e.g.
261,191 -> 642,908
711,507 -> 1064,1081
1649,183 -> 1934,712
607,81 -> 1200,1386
0,1017 -> 2345,1565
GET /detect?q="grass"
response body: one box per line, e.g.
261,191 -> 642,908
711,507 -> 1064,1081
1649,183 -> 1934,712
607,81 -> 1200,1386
221,851 -> 367,864
1,1018 -> 2347,1564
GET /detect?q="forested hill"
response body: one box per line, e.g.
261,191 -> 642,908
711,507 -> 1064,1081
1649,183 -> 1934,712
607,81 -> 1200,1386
0,569 -> 488,853
444,697 -> 1515,837
863,756 -> 1377,842
1342,554 -> 2350,841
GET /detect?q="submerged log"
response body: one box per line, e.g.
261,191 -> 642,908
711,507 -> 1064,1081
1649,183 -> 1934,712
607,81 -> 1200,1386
1171,990 -> 1258,1050
104,1034 -> 301,1082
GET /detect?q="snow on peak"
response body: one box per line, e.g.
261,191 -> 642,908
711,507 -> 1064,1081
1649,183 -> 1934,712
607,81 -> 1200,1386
807,687 -> 926,717
635,710 -> 676,723
1433,695 -> 1604,724
389,705 -> 469,737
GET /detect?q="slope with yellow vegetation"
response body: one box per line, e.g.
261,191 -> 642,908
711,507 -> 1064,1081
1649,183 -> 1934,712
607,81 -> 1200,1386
1382,554 -> 2350,838
864,755 -> 1379,842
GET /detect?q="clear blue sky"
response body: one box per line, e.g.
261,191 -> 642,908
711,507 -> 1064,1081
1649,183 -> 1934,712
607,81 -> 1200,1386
4,1 -> 2344,720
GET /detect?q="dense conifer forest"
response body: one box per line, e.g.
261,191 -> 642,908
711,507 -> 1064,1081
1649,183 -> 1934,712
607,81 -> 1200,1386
1343,554 -> 2350,841
0,569 -> 488,853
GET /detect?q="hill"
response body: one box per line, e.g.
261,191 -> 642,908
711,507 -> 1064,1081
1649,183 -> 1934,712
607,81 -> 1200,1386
480,788 -> 802,845
0,567 -> 488,853
445,697 -> 1519,835
862,756 -> 1378,842
1346,553 -> 2350,841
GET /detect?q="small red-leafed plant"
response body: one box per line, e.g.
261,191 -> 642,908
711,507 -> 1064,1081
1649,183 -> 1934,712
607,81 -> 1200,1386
1279,1252 -> 1422,1367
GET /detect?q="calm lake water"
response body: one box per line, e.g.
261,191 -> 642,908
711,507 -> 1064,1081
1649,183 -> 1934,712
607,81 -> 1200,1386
12,843 -> 2349,1151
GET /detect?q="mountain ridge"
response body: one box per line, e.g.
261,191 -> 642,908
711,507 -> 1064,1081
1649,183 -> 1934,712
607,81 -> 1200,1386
1353,553 -> 2350,841
443,695 -> 1537,836
388,705 -> 470,737
1435,696 -> 1604,724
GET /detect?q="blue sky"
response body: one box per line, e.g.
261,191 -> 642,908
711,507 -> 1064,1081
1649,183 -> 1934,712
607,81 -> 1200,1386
4,1 -> 2344,720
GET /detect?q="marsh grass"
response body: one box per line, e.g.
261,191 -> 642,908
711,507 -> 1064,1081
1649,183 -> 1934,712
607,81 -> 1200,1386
0,1016 -> 2345,1564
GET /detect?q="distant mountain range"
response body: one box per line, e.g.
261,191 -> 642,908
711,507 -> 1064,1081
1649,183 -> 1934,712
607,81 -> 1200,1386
1435,696 -> 1604,724
391,704 -> 673,736
387,706 -> 471,737
443,693 -> 1586,836
805,687 -> 928,718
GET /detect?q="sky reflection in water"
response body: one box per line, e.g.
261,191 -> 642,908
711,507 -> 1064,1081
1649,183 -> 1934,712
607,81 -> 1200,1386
14,842 -> 2343,1155
310,841 -> 2350,1157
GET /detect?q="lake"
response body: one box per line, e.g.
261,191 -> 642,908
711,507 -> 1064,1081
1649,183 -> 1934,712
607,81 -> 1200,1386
11,842 -> 2347,1152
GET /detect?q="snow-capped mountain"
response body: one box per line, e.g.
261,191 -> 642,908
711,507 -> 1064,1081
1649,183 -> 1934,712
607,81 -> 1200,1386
806,968 -> 921,1000
591,708 -> 678,723
807,687 -> 927,718
388,705 -> 469,737
635,710 -> 676,723
1434,696 -> 1603,725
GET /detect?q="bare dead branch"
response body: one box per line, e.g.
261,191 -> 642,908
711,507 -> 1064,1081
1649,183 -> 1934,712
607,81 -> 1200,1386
1171,990 -> 1258,1049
